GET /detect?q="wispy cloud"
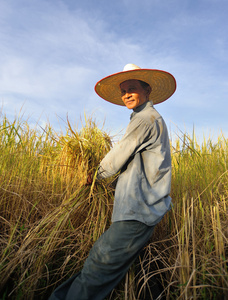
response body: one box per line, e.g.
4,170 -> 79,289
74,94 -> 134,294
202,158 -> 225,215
0,0 -> 227,140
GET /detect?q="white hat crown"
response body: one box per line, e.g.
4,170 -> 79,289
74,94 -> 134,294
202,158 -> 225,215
123,63 -> 141,71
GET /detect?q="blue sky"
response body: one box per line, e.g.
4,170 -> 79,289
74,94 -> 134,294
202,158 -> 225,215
0,0 -> 227,143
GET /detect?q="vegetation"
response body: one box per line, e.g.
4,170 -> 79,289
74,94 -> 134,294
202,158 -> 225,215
0,114 -> 227,299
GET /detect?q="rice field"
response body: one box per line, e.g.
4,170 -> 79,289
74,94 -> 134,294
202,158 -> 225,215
0,114 -> 227,299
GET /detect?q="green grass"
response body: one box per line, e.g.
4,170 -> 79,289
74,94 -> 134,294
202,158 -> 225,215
0,114 -> 227,299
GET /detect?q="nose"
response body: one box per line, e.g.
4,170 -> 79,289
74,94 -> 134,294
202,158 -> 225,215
124,92 -> 131,99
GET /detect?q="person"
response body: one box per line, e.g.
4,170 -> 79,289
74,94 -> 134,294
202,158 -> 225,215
49,63 -> 176,300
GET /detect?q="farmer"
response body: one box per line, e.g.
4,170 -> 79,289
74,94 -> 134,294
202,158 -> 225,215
49,63 -> 176,300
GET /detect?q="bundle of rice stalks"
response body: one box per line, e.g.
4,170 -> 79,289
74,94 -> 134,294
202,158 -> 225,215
40,116 -> 112,189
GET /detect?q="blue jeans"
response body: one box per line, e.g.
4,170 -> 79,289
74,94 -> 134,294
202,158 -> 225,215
49,220 -> 155,300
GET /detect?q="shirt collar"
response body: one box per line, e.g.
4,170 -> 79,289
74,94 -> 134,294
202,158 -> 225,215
130,101 -> 153,119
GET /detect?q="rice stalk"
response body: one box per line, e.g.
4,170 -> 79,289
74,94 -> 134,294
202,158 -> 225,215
0,115 -> 227,299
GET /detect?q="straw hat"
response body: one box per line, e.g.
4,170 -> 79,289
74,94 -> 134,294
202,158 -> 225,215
95,63 -> 176,106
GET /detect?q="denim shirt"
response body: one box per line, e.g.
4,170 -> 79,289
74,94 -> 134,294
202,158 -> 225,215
97,101 -> 172,226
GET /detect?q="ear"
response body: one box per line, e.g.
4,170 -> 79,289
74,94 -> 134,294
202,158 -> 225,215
146,85 -> 152,96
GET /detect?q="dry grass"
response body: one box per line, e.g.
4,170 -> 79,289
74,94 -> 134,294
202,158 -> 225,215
120,133 -> 228,300
0,115 -> 227,299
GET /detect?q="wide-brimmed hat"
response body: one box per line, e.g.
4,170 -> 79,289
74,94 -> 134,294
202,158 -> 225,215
95,63 -> 176,106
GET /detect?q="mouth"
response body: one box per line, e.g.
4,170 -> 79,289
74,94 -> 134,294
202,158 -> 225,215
125,100 -> 134,105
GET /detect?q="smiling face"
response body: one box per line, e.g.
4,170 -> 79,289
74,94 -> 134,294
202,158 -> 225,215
120,79 -> 151,110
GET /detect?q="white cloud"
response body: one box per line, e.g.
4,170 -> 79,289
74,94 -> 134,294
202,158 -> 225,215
0,0 -> 227,141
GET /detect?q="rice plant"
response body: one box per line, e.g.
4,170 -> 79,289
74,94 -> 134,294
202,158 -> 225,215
130,132 -> 228,300
0,114 -> 114,299
0,114 -> 227,300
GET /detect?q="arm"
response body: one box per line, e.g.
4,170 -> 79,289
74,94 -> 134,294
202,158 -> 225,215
97,117 -> 156,179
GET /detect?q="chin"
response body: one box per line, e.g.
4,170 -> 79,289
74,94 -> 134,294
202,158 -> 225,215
126,103 -> 136,109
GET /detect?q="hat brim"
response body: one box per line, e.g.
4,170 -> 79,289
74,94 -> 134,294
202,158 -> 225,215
95,68 -> 176,106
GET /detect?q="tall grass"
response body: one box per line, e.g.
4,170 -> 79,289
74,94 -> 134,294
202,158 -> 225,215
139,133 -> 228,299
0,115 -> 114,299
0,115 -> 227,299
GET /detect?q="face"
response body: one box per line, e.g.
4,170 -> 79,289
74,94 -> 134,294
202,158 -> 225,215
120,79 -> 151,110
